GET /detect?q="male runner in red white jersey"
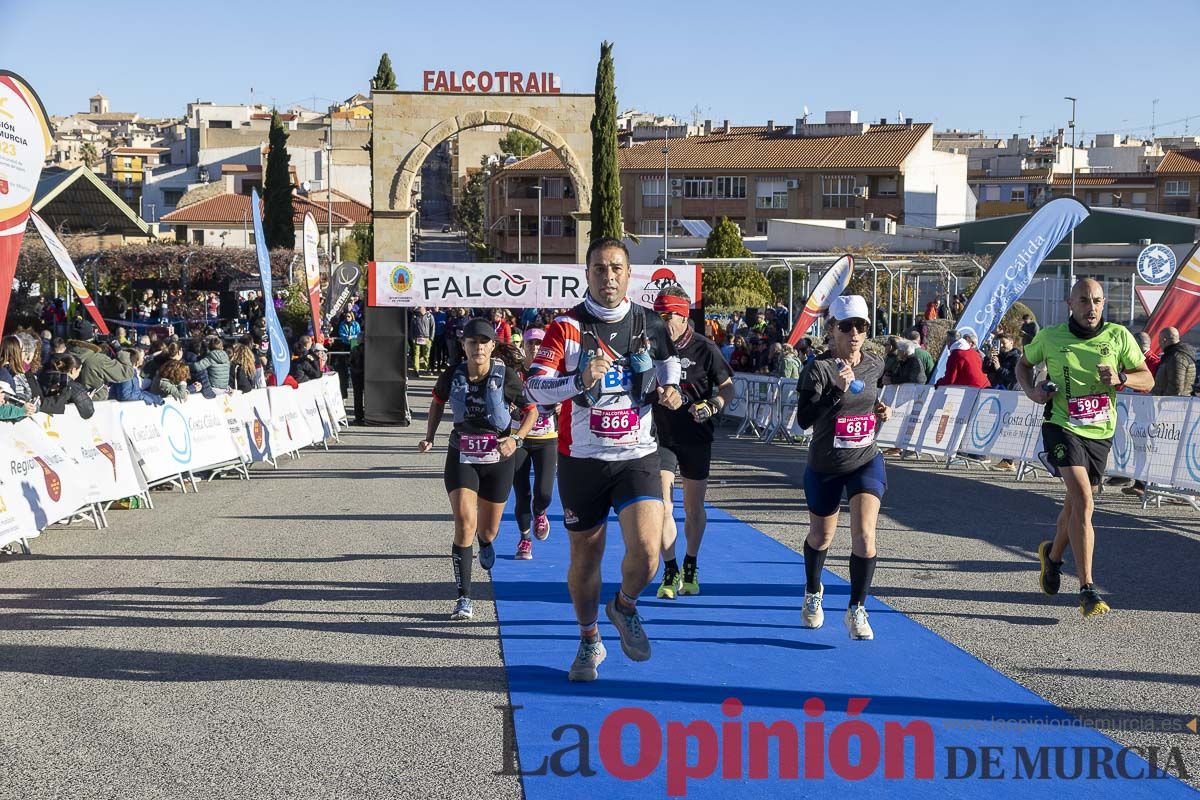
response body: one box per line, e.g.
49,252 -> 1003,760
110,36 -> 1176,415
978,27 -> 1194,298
526,237 -> 682,681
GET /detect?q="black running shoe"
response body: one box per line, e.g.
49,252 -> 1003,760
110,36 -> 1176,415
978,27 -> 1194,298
1037,541 -> 1062,596
1079,585 -> 1111,618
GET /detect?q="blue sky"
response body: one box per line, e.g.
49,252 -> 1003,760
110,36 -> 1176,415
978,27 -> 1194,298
6,0 -> 1199,142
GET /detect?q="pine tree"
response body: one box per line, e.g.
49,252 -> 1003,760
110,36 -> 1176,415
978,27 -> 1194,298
373,53 -> 396,91
589,41 -> 622,241
263,110 -> 295,250
698,218 -> 771,311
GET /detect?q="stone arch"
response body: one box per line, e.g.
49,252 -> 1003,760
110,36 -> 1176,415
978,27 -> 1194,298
388,110 -> 591,215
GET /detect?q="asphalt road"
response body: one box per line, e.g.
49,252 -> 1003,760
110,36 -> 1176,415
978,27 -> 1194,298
0,383 -> 1196,797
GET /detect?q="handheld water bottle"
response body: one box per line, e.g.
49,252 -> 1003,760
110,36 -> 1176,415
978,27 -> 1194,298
836,358 -> 865,394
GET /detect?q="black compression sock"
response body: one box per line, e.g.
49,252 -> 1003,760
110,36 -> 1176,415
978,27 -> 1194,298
848,553 -> 878,606
519,530 -> 532,541
803,540 -> 829,595
682,554 -> 697,570
452,544 -> 473,599
664,558 -> 679,575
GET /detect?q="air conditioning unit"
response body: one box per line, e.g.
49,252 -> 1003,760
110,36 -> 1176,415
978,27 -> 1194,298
671,189 -> 683,198
786,179 -> 800,189
670,178 -> 683,188
854,186 -> 869,199
670,219 -> 682,228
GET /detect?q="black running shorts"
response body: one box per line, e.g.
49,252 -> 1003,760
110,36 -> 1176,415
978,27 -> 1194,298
1041,423 -> 1112,486
657,441 -> 713,481
558,452 -> 662,532
443,447 -> 517,504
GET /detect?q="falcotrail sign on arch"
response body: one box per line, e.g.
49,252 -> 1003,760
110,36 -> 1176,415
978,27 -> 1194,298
368,261 -> 701,310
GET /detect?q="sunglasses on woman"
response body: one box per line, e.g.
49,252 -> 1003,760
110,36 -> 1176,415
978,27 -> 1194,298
837,319 -> 869,333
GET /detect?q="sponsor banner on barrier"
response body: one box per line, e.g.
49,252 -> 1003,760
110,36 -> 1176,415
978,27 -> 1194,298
267,387 -> 315,454
219,393 -> 254,464
876,384 -> 933,451
913,387 -> 978,457
321,375 -> 348,425
1171,398 -> 1200,492
1109,393 -> 1189,484
369,261 -> 701,310
0,465 -> 39,549
242,389 -> 276,463
1,418 -> 89,528
121,397 -> 243,481
39,403 -> 145,504
959,390 -> 1043,461
296,381 -> 332,444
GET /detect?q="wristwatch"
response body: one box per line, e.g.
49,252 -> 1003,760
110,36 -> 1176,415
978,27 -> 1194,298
511,435 -> 524,448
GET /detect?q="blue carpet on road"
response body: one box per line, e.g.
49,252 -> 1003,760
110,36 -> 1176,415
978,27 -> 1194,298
491,488 -> 1196,799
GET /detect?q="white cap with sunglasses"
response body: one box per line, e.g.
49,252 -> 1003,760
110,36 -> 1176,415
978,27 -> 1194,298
828,295 -> 870,325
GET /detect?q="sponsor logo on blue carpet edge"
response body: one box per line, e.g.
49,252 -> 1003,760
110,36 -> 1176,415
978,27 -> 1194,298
160,404 -> 192,464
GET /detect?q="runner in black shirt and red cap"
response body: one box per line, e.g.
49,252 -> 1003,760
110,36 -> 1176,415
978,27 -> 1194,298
651,286 -> 734,599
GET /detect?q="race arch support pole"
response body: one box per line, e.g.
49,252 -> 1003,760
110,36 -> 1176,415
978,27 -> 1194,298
363,304 -> 412,426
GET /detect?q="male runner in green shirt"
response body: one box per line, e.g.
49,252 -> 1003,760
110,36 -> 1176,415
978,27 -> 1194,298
1017,278 -> 1154,617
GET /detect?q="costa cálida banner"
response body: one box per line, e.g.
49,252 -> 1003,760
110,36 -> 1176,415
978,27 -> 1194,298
368,261 -> 702,310
250,188 -> 291,384
930,197 -> 1089,383
786,254 -> 853,346
0,70 -> 52,325
302,212 -> 322,337
29,211 -> 109,334
1142,242 -> 1200,357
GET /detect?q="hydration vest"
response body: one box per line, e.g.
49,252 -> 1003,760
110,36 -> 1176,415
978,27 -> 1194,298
448,360 -> 512,431
574,303 -> 659,408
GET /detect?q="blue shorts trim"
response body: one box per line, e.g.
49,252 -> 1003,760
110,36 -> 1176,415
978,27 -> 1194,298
803,452 -> 887,518
613,495 -> 663,514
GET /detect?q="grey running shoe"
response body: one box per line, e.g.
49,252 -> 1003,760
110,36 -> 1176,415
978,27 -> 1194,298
567,637 -> 607,682
450,597 -> 473,621
801,584 -> 825,629
1037,541 -> 1062,596
605,597 -> 651,662
844,604 -> 874,640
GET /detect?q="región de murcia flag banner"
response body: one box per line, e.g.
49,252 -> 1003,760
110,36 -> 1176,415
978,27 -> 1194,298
301,212 -> 322,338
1142,242 -> 1200,357
786,254 -> 853,346
0,71 -> 52,324
29,211 -> 109,335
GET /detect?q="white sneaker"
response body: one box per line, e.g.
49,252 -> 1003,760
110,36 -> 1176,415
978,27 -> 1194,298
801,584 -> 824,629
844,605 -> 874,640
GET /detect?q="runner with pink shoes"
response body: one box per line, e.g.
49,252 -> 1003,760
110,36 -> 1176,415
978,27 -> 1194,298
511,327 -> 560,560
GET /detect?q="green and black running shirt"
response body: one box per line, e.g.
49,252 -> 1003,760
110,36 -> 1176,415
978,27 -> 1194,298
1023,322 -> 1144,441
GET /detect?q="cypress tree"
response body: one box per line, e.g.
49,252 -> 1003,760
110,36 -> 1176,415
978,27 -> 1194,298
589,41 -> 622,241
373,53 -> 396,91
263,109 -> 295,250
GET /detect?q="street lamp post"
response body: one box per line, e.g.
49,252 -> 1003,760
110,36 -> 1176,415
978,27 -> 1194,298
324,132 -> 334,262
662,130 -> 670,262
1065,96 -> 1077,288
516,208 -> 522,263
534,183 -> 543,264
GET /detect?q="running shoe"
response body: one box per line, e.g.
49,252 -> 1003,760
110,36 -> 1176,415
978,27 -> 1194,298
605,597 -> 651,661
450,597 -> 473,621
515,538 -> 533,560
533,513 -> 551,541
1079,585 -> 1111,618
478,539 -> 496,571
844,605 -> 874,640
801,584 -> 825,629
1037,541 -> 1061,596
679,562 -> 700,596
567,637 -> 607,682
656,569 -> 682,600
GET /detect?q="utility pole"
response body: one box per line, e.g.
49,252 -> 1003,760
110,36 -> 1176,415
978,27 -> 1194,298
662,129 -> 670,262
1065,96 -> 1077,288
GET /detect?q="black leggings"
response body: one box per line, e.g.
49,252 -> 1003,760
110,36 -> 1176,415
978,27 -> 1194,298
512,442 -> 558,532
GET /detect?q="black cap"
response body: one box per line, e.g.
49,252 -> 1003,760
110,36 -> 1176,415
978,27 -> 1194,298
461,318 -> 496,342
